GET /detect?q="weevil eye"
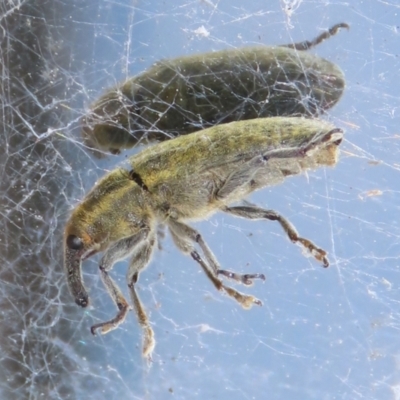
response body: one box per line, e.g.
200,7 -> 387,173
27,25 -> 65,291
66,235 -> 84,250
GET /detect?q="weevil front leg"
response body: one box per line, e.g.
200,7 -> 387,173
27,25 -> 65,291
168,218 -> 263,308
91,229 -> 150,335
126,233 -> 157,360
223,205 -> 329,267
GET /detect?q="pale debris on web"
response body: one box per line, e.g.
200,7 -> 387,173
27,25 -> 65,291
281,0 -> 303,28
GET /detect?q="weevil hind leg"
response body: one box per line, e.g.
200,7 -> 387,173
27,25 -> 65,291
223,205 -> 329,267
167,218 -> 263,308
190,250 -> 262,309
90,273 -> 131,336
216,130 -> 340,267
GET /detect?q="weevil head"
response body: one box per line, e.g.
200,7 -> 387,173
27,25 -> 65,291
64,167 -> 148,307
81,86 -> 143,156
293,59 -> 345,116
308,60 -> 346,112
271,47 -> 346,116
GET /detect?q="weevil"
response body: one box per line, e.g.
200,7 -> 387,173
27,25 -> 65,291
82,23 -> 348,155
65,116 -> 343,358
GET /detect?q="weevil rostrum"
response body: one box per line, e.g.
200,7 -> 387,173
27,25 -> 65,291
65,116 -> 343,358
82,23 -> 348,155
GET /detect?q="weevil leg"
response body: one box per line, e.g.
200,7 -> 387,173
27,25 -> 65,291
191,251 -> 262,309
90,230 -> 153,346
168,218 -> 265,285
126,233 -> 157,360
90,273 -> 131,334
281,22 -> 349,51
223,205 -> 329,267
168,218 -> 218,274
168,219 -> 263,308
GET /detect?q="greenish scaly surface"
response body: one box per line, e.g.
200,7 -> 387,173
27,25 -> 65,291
69,116 -> 341,247
83,45 -> 345,154
129,117 -> 338,186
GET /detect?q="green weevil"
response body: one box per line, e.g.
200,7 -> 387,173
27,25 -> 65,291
82,23 -> 348,155
66,116 -> 343,358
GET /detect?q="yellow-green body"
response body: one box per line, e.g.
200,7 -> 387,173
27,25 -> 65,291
82,27 -> 346,155
65,117 -> 343,356
68,116 -> 341,252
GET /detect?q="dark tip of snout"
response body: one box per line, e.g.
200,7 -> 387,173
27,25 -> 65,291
75,294 -> 89,308
66,235 -> 84,250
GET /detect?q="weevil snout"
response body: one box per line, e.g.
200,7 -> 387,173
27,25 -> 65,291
64,230 -> 99,308
64,244 -> 90,308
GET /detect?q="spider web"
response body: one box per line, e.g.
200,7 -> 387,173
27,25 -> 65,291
1,1 -> 399,399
